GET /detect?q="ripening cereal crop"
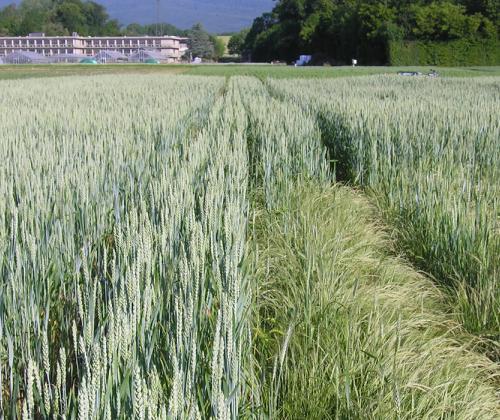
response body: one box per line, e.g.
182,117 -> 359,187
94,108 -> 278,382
0,73 -> 498,419
269,76 -> 500,339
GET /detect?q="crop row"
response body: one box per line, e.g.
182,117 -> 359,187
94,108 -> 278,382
269,76 -> 500,341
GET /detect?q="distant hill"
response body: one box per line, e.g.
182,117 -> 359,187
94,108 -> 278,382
0,0 -> 273,33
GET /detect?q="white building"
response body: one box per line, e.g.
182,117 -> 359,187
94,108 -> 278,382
0,32 -> 189,63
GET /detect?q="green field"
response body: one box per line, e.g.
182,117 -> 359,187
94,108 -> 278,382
217,35 -> 232,55
0,70 -> 498,418
0,63 -> 499,81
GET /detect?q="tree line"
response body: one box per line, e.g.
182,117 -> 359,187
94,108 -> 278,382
0,0 -> 225,61
0,0 -> 121,36
230,0 -> 499,64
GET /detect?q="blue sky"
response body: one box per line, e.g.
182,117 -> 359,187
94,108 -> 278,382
0,0 -> 274,33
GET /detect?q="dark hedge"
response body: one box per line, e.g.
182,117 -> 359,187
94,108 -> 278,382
389,39 -> 500,66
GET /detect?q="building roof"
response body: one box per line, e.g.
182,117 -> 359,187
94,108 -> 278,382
1,34 -> 187,40
81,35 -> 189,40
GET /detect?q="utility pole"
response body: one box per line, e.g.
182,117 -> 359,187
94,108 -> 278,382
156,0 -> 161,36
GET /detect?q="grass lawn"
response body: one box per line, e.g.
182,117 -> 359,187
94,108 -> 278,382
0,63 -> 499,81
0,63 -> 189,80
188,64 -> 500,78
217,35 -> 231,55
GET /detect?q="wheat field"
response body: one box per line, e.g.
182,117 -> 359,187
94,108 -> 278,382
0,74 -> 498,419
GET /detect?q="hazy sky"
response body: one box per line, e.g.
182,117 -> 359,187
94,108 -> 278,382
0,0 -> 274,32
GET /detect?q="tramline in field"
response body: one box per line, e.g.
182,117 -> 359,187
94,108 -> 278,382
269,76 -> 500,338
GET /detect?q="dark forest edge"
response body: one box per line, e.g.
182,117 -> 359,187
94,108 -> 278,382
233,0 -> 499,65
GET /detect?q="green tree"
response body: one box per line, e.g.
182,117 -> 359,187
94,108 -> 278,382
244,0 -> 498,65
0,5 -> 21,36
17,0 -> 51,34
211,35 -> 226,60
123,22 -> 186,37
0,0 -> 132,36
244,12 -> 278,61
188,23 -> 215,60
56,2 -> 86,33
300,0 -> 334,44
274,0 -> 307,61
83,1 -> 109,33
410,1 -> 492,40
124,22 -> 145,35
359,3 -> 400,41
228,29 -> 249,55
459,0 -> 499,23
102,18 -> 120,36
